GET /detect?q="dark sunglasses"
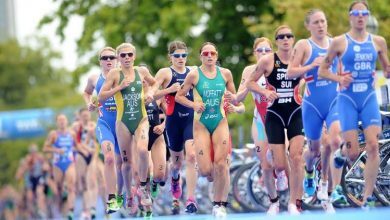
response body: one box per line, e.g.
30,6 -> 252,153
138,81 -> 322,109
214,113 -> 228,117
255,47 -> 272,53
349,9 -> 370,17
171,53 -> 188,58
275,33 -> 294,40
100,56 -> 116,61
201,51 -> 217,57
119,52 -> 134,58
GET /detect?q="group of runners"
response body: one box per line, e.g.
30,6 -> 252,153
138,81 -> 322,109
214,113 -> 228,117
9,1 -> 390,219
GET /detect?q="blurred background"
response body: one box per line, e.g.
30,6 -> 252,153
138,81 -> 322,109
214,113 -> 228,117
1,0 -> 390,204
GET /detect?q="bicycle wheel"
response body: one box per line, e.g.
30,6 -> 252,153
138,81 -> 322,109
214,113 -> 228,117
246,161 -> 269,211
232,162 -> 262,212
341,151 -> 381,207
227,162 -> 246,213
375,142 -> 390,206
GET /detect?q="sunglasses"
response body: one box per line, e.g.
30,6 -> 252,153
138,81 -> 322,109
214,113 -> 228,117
201,51 -> 217,57
100,56 -> 116,61
275,33 -> 294,40
171,53 -> 188,58
255,47 -> 272,53
119,52 -> 134,58
349,10 -> 370,17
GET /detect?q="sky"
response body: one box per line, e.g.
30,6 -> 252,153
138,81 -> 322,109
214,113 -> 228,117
15,0 -> 89,91
15,0 -> 83,70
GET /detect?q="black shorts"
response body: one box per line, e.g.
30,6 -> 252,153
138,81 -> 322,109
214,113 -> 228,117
165,116 -> 193,152
148,126 -> 162,151
265,107 -> 303,144
78,151 -> 93,165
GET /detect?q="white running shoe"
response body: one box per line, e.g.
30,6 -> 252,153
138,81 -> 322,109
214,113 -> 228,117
288,203 -> 301,215
317,179 -> 329,201
321,200 -> 336,214
267,201 -> 280,216
215,205 -> 227,218
212,205 -> 227,218
139,186 -> 152,206
212,205 -> 219,216
275,170 -> 288,191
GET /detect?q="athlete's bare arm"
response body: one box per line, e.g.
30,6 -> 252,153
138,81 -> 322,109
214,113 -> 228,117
175,69 -> 202,112
247,54 -> 278,101
374,35 -> 390,78
319,36 -> 353,88
70,129 -> 87,155
43,131 -> 63,154
83,73 -> 99,111
154,68 -> 178,100
222,68 -> 245,114
235,65 -> 255,103
98,68 -> 122,102
139,66 -> 157,104
287,40 -> 316,79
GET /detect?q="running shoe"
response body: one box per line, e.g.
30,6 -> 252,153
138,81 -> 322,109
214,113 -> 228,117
317,179 -> 329,201
106,198 -> 120,214
185,198 -> 198,214
67,210 -> 74,220
171,176 -> 182,199
116,194 -> 124,208
139,186 -> 152,206
288,203 -> 300,215
172,199 -> 180,215
362,196 -> 376,211
330,185 -> 348,205
212,204 -> 219,216
151,182 -> 159,199
267,201 -> 280,216
303,167 -> 316,196
144,210 -> 153,219
214,205 -> 227,218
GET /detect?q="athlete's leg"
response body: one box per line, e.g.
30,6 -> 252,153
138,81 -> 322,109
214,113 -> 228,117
320,129 -> 331,182
288,135 -> 305,204
211,118 -> 230,203
134,118 -> 152,206
94,157 -> 107,210
151,135 -> 167,182
52,166 -> 64,211
76,155 -> 91,215
362,125 -> 381,203
86,158 -> 99,216
184,139 -> 197,200
194,121 -> 213,180
101,140 -> 117,198
115,154 -> 124,195
35,182 -> 47,216
169,150 -> 184,181
251,120 -> 277,199
328,121 -> 343,190
116,121 -> 134,199
64,164 -> 76,216
134,118 -> 150,185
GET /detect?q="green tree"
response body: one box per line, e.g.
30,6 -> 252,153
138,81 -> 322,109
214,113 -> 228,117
0,39 -> 83,187
0,39 -> 82,111
39,0 -> 280,85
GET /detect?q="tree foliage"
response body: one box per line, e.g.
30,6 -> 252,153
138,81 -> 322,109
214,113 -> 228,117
0,39 -> 82,111
0,39 -> 83,186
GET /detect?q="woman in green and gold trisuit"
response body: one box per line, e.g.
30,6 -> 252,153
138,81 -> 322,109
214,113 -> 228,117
176,42 -> 244,217
98,43 -> 157,212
